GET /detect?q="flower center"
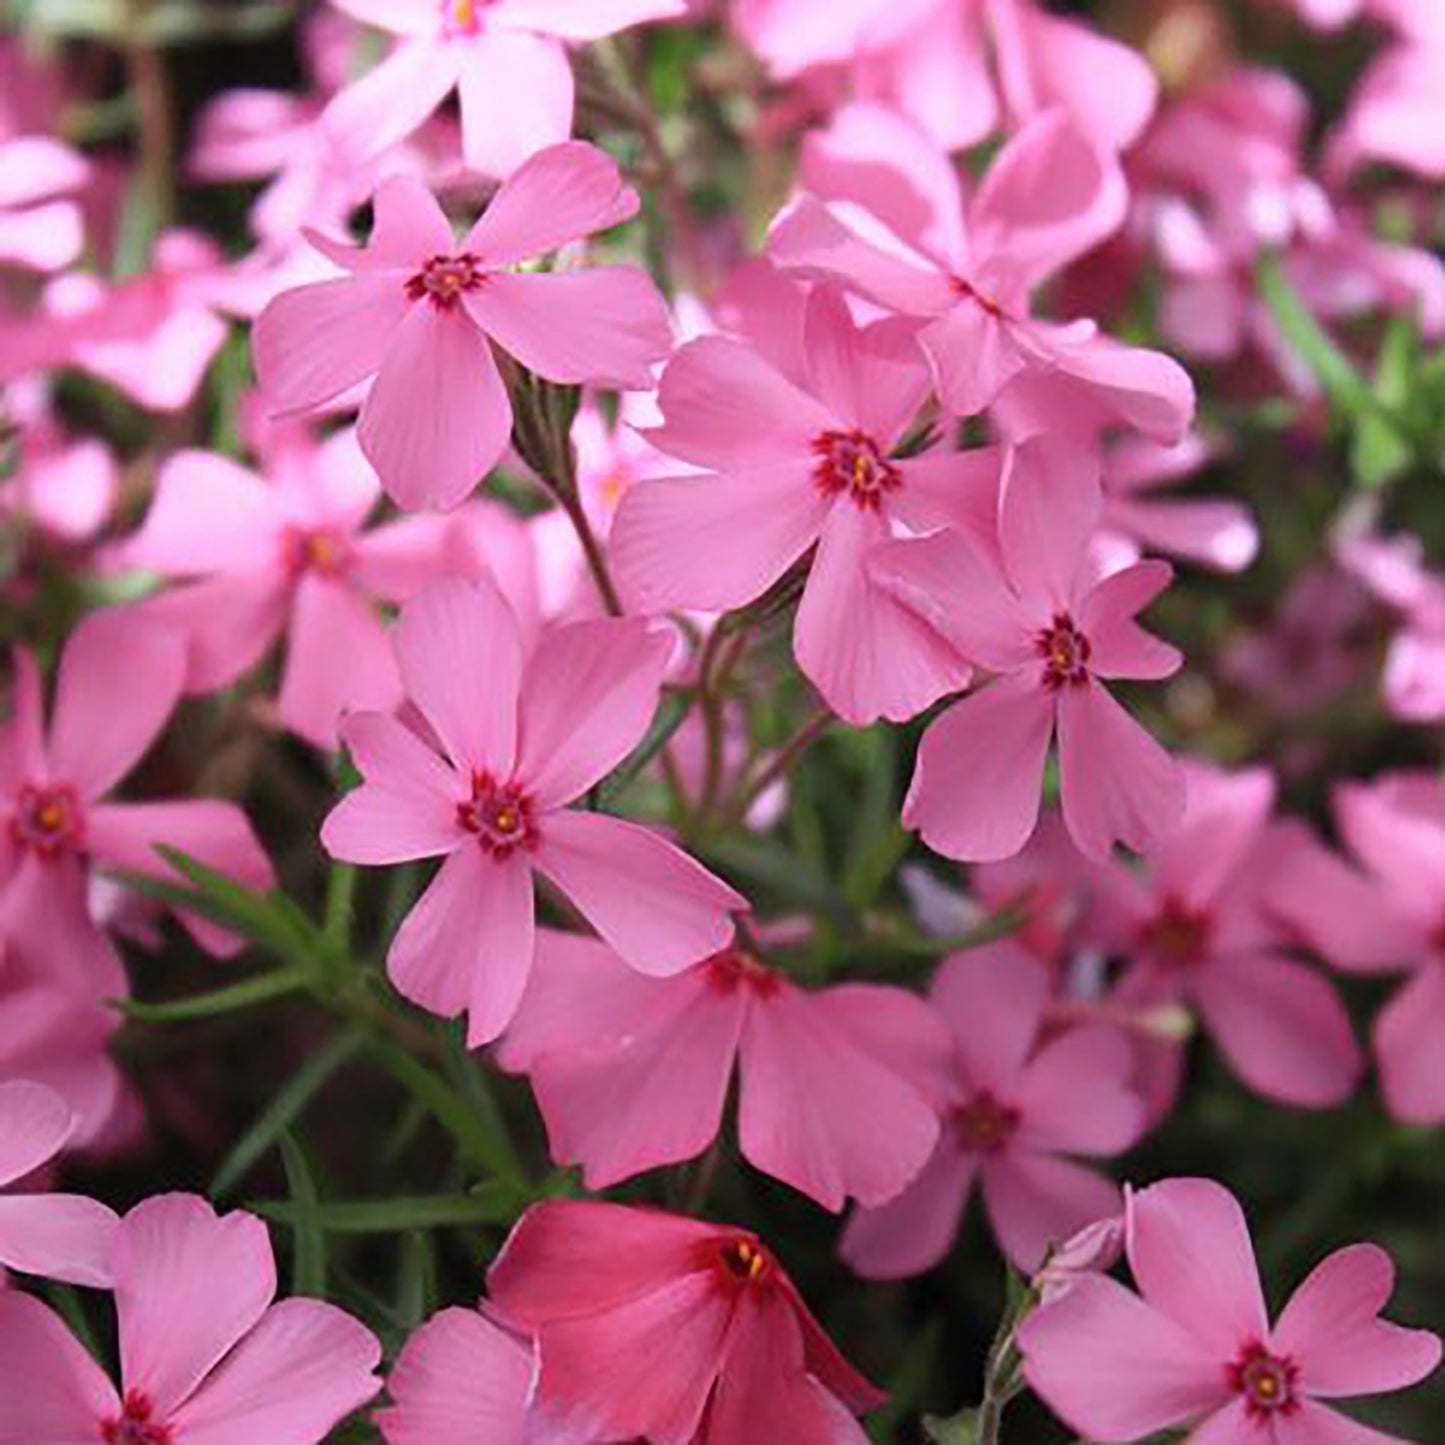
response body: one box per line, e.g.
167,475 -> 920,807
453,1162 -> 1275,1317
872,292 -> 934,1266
101,1391 -> 173,1445
405,254 -> 486,311
705,948 -> 782,998
1139,896 -> 1212,969
457,772 -> 539,860
10,782 -> 84,860
281,526 -> 348,578
440,0 -> 489,36
1228,1343 -> 1299,1420
1035,612 -> 1092,691
954,1089 -> 1020,1154
951,274 -> 1006,318
714,1234 -> 775,1290
811,429 -> 902,512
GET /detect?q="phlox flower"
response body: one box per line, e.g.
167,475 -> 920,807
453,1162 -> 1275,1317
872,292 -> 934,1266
1271,771 -> 1445,1124
0,1079 -> 117,1287
611,282 -> 988,724
1328,38 -> 1445,184
0,1193 -> 381,1445
126,419 -> 454,750
871,436 -> 1186,862
487,1199 -> 885,1444
497,931 -> 950,1210
0,609 -> 276,996
0,135 -> 89,273
1020,1177 -> 1442,1443
321,576 -> 744,1044
768,105 -> 1194,432
322,0 -> 686,178
841,941 -> 1144,1278
255,145 -> 671,511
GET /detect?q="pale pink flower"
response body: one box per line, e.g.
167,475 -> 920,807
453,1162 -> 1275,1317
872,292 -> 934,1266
320,576 -> 744,1044
254,146 -> 671,511
1020,1177 -> 1442,1442
872,437 -> 1186,862
0,1079 -> 118,1286
0,1193 -> 381,1445
0,135 -> 89,272
1081,761 -> 1363,1111
488,1199 -> 885,1444
1271,772 -> 1445,1124
768,106 -> 1193,433
841,942 -> 1143,1277
322,0 -> 686,178
611,282 -> 986,724
0,608 -> 276,994
126,420 -> 453,749
498,932 -> 949,1210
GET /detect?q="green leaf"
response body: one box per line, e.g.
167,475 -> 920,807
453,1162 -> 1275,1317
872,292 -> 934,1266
255,1189 -> 521,1235
1352,316 -> 1417,489
210,1027 -> 368,1198
120,964 -> 311,1023
277,1131 -> 327,1298
868,1318 -> 943,1443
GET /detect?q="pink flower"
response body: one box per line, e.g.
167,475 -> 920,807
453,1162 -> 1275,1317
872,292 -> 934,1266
0,1079 -> 118,1286
611,283 -> 985,724
1019,1177 -> 1442,1442
0,609 -> 276,993
254,146 -> 671,511
0,135 -> 88,272
1271,772 -> 1445,1124
487,1199 -> 885,1444
320,576 -> 744,1044
840,942 -> 1143,1277
872,436 -> 1186,862
497,932 -> 949,1209
0,1192 -> 381,1444
768,106 -> 1193,433
125,420 -> 453,749
322,0 -> 684,178
1082,761 -> 1363,1110
1328,39 -> 1445,184
377,1306 -> 533,1445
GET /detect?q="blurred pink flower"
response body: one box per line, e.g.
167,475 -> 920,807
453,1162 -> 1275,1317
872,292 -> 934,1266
0,1079 -> 118,1287
873,437 -> 1185,862
322,0 -> 686,177
1329,38 -> 1445,184
1020,1177 -> 1442,1442
255,148 -> 670,510
0,135 -> 89,272
125,421 -> 453,749
0,1193 -> 381,1444
498,932 -> 949,1209
488,1199 -> 885,1444
769,106 -> 1193,434
612,282 -> 986,723
841,941 -> 1143,1277
320,576 -> 744,1044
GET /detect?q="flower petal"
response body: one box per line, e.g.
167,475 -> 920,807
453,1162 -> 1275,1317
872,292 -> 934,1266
319,40 -> 459,169
840,1142 -> 977,1280
1374,962 -> 1445,1126
0,1193 -> 120,1288
981,1152 -> 1123,1274
998,435 -> 1102,611
0,1079 -> 73,1186
1080,560 -> 1182,681
0,1290 -> 119,1442
1015,1025 -> 1146,1155
454,29 -> 574,178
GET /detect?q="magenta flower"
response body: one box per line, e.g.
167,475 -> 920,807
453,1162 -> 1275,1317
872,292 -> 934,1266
840,942 -> 1144,1278
0,1079 -> 118,1287
497,931 -> 949,1210
611,283 -> 986,724
0,609 -> 276,994
0,135 -> 89,272
127,421 -> 454,749
872,436 -> 1185,862
322,0 -> 685,178
768,106 -> 1194,432
1272,771 -> 1445,1124
0,1193 -> 381,1444
488,1199 -> 885,1444
1020,1177 -> 1442,1442
1081,760 -> 1364,1112
254,145 -> 672,511
320,577 -> 744,1044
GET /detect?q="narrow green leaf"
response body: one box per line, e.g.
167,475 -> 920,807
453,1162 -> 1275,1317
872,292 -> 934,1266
277,1131 -> 327,1298
211,1027 -> 368,1198
120,964 -> 310,1023
868,1318 -> 943,1443
255,1190 -> 519,1235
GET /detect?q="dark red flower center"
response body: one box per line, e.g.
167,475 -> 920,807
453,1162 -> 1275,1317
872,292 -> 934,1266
954,1089 -> 1020,1154
714,1234 -> 775,1290
811,429 -> 902,512
1035,612 -> 1092,691
281,525 -> 349,578
457,771 -> 539,860
406,253 -> 486,310
101,1391 -> 173,1445
1140,895 -> 1213,969
10,782 -> 84,860
1228,1343 -> 1299,1420
705,948 -> 782,997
